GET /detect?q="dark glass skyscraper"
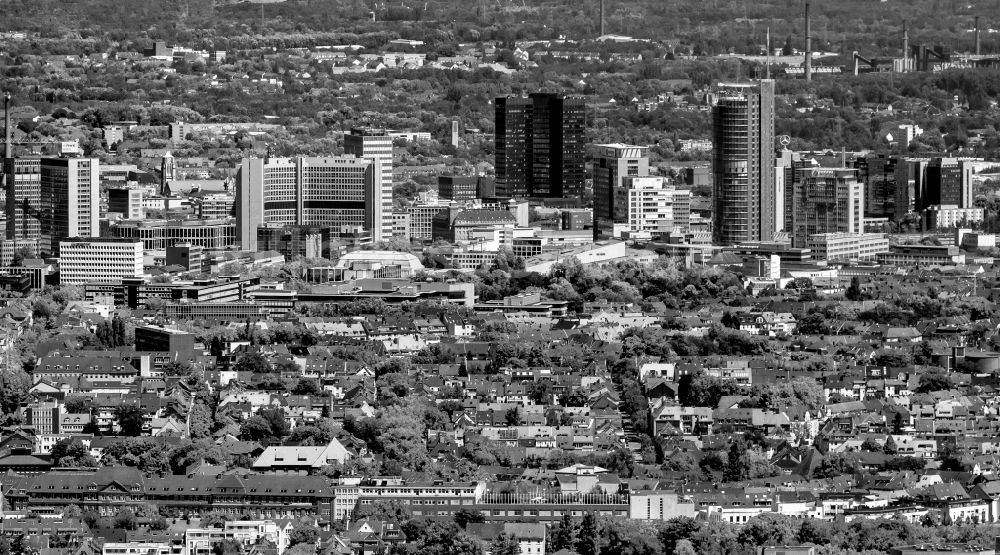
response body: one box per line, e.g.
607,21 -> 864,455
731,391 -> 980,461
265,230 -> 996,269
495,93 -> 585,200
711,80 -> 776,245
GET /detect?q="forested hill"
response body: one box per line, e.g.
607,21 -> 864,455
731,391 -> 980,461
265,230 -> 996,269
0,0 -> 997,57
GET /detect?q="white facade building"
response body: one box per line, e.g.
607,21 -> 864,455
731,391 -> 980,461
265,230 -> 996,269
58,238 -> 143,285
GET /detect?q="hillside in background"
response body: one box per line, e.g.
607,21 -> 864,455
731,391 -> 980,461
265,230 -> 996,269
0,0 -> 998,57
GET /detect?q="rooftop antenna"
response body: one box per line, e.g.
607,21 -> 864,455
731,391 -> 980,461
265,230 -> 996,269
766,27 -> 771,79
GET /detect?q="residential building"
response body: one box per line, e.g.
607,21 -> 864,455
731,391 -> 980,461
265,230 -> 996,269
236,156 -> 384,251
593,144 -> 649,222
344,128 -> 393,240
58,238 -> 143,285
40,157 -> 100,256
805,233 -> 890,262
495,93 -> 586,200
107,188 -> 143,219
790,168 -> 864,248
711,80 -> 776,245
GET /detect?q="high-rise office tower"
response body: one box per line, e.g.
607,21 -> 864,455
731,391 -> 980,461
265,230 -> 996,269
711,80 -> 776,245
5,157 -> 41,244
236,156 -> 383,252
790,167 -> 864,248
344,128 -> 393,240
495,93 -> 586,200
924,158 -> 973,209
612,176 -> 690,238
593,144 -> 649,222
894,158 -> 928,221
39,157 -> 100,256
854,155 -> 899,219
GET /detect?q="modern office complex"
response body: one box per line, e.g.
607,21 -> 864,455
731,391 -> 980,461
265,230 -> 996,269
344,128 -> 393,240
495,93 -> 586,200
236,156 -> 383,251
711,80 -> 776,245
256,225 -> 332,259
58,238 -> 144,285
611,177 -> 691,239
40,157 -> 100,256
790,168 -> 864,248
107,218 -> 236,250
593,144 -> 649,222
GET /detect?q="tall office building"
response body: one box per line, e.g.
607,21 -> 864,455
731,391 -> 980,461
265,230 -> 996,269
854,155 -> 899,219
344,128 -> 393,240
4,157 -> 41,245
39,157 -> 100,257
924,158 -> 974,209
495,93 -> 586,200
894,158 -> 927,221
593,144 -> 649,222
236,156 -> 383,252
790,167 -> 864,248
711,80 -> 776,245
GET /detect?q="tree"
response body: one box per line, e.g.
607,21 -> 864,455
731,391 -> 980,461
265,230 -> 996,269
860,437 -> 884,453
550,513 -> 577,552
453,509 -> 484,529
576,513 -> 600,555
288,525 -> 319,547
916,370 -> 954,393
113,509 -> 138,530
212,539 -> 243,555
115,404 -> 146,436
673,539 -> 697,555
884,434 -> 899,455
234,352 -> 273,374
845,276 -> 865,301
291,378 -> 323,396
490,534 -> 520,555
64,397 -> 89,413
721,311 -> 740,329
51,438 -> 98,467
872,349 -> 913,369
504,407 -> 521,426
814,452 -> 860,478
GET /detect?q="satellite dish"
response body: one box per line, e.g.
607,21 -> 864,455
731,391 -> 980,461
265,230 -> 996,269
885,133 -> 894,142
778,135 -> 791,147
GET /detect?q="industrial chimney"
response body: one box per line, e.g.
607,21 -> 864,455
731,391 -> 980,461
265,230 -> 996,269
804,3 -> 812,81
903,20 -> 909,71
975,16 -> 981,56
600,0 -> 606,37
3,92 -> 10,161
